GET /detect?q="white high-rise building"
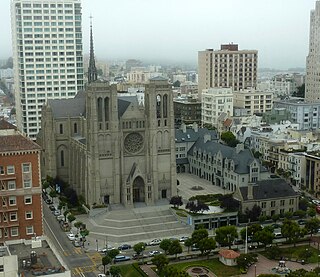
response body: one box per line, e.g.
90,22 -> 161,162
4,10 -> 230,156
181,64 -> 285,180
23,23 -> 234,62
11,0 -> 84,139
306,1 -> 320,102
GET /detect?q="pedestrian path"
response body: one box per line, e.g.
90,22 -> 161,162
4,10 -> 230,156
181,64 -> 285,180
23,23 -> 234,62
62,248 -> 85,256
71,265 -> 98,276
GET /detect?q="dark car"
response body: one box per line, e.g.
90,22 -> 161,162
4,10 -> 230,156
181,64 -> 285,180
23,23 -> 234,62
298,219 -> 306,225
45,198 -> 53,204
49,205 -> 56,211
234,239 -> 244,245
118,244 -> 131,251
114,255 -> 130,263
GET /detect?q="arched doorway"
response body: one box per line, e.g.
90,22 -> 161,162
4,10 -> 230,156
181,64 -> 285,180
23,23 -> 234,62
133,176 -> 145,202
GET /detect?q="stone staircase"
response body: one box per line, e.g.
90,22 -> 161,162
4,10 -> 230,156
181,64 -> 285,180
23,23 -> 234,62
85,205 -> 192,244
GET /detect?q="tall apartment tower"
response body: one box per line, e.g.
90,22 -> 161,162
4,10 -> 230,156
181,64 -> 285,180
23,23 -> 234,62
198,44 -> 258,98
306,1 -> 320,103
11,0 -> 84,139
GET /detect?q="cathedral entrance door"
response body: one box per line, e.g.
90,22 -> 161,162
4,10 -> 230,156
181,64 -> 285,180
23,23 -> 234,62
133,176 -> 145,202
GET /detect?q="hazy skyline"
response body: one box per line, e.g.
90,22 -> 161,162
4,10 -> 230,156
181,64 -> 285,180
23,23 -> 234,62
1,0 -> 317,69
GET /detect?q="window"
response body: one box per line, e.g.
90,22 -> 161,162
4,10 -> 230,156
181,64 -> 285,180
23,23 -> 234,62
23,179 -> 32,189
289,199 -> 294,205
26,211 -> 33,219
10,212 -> 17,221
261,202 -> 266,208
11,227 -> 19,237
9,196 -> 16,206
74,123 -> 77,133
8,181 -> 16,190
271,201 -> 275,207
280,200 -> 285,206
0,166 -> 4,174
22,163 -> 31,173
60,150 -> 64,167
7,165 -> 15,175
59,124 -> 63,134
25,196 -> 32,204
26,226 -> 34,235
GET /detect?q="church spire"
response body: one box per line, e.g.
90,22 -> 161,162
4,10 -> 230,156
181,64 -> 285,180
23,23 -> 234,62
88,16 -> 97,83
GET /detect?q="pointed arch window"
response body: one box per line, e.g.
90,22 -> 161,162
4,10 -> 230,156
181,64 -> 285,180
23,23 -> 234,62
97,97 -> 103,122
104,97 -> 109,121
60,150 -> 65,167
74,123 -> 78,134
156,94 -> 161,118
163,94 -> 168,118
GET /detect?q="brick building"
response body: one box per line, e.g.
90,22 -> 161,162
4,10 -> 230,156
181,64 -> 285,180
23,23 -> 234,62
0,119 -> 42,242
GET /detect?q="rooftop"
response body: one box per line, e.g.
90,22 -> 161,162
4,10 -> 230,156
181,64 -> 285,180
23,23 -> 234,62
0,134 -> 40,153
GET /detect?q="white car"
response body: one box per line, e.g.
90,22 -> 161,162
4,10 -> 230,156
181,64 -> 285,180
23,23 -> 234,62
53,210 -> 61,216
179,236 -> 189,242
148,250 -> 162,257
67,233 -> 76,241
98,274 -> 106,277
148,239 -> 162,246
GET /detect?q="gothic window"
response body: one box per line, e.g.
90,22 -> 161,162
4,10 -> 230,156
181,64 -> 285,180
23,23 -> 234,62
97,97 -> 103,122
74,123 -> 77,134
59,123 -> 63,134
156,94 -> 161,118
163,94 -> 168,118
60,150 -> 64,166
104,97 -> 109,121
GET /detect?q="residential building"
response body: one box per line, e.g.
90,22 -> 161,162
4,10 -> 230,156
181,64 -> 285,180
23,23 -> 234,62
174,96 -> 201,128
11,0 -> 84,139
273,99 -> 320,130
257,74 -> 296,98
201,87 -> 233,128
234,179 -> 299,217
188,142 -> 269,192
233,88 -> 273,115
0,119 -> 42,242
262,108 -> 291,125
306,1 -> 320,102
198,44 -> 258,97
175,123 -> 218,173
180,81 -> 198,96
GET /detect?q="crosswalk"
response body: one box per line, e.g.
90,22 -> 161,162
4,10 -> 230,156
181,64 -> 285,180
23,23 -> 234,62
72,265 -> 98,276
62,248 -> 85,256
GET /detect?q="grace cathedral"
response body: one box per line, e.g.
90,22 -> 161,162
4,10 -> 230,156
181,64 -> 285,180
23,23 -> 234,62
38,27 -> 177,207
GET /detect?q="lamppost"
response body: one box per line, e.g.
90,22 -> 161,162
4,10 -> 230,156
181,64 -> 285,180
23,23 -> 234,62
96,239 -> 99,252
254,264 -> 257,277
318,254 -> 320,268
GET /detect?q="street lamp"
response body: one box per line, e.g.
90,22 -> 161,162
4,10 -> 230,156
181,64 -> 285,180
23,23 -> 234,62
254,264 -> 257,277
318,254 -> 320,268
96,239 -> 99,252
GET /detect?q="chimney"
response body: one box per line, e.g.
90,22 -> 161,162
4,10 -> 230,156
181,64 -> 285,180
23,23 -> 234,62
204,133 -> 211,143
193,122 -> 198,132
181,123 -> 186,133
247,183 -> 253,200
236,143 -> 244,154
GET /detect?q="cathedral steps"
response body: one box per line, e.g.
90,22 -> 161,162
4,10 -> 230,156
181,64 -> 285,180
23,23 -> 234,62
84,205 -> 192,243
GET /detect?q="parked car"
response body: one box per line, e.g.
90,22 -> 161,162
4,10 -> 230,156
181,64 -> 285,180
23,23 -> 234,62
148,239 -> 162,246
179,236 -> 189,242
97,274 -> 106,277
274,232 -> 282,239
148,250 -> 162,257
53,210 -> 61,216
73,240 -> 82,247
234,239 -> 244,245
114,255 -> 131,263
298,219 -> 306,225
56,215 -> 65,221
118,244 -> 131,251
49,205 -> 56,211
191,244 -> 199,251
45,198 -> 53,204
132,253 -> 148,260
67,233 -> 76,241
100,245 -> 115,254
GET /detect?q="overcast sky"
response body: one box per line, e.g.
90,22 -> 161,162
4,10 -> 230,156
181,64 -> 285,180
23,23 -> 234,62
0,0 -> 317,69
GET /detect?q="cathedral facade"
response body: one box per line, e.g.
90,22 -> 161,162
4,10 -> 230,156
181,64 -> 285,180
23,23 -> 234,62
39,78 -> 177,207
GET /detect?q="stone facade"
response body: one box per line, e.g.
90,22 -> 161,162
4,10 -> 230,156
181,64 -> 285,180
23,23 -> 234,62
39,77 -> 177,207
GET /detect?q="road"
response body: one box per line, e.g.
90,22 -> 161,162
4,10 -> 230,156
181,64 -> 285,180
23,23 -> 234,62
43,202 -> 98,277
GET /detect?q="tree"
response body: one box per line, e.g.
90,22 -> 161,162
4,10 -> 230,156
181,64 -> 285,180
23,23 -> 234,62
133,242 -> 146,256
293,210 -> 307,219
163,266 -> 189,277
107,249 -> 120,260
74,221 -> 83,235
245,204 -> 262,222
299,198 -> 309,211
159,239 -> 172,255
173,80 -> 181,88
281,219 -> 304,246
240,224 -> 262,241
184,238 -> 193,253
196,201 -> 209,213
102,255 -> 112,274
49,189 -> 57,200
308,208 -> 316,218
284,211 -> 293,219
265,246 -> 281,260
169,196 -> 183,208
220,131 -> 239,147
219,194 -> 240,211
305,218 -> 320,243
151,254 -> 168,273
109,266 -> 121,277
215,225 -> 238,249
63,210 -> 69,222
67,214 -> 76,224
191,229 -> 208,246
237,253 -> 258,271
272,214 -> 280,223
185,201 -> 197,213
168,240 -> 182,258
292,84 -> 305,98
254,229 -> 274,249
197,237 -> 216,257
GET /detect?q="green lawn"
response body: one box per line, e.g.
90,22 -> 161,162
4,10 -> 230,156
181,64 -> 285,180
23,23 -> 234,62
167,258 -> 240,277
119,263 -> 147,277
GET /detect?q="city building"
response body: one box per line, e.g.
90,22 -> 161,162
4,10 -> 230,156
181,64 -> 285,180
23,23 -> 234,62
262,107 -> 291,125
273,99 -> 320,130
201,87 -> 233,128
198,44 -> 258,98
233,88 -> 273,115
188,142 -> 269,192
235,179 -> 299,217
11,0 -> 84,139
305,152 -> 320,194
0,119 -> 43,242
306,1 -> 320,102
173,96 -> 201,128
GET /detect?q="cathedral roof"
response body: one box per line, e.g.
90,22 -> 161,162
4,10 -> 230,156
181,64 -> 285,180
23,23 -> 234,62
48,97 -> 86,118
